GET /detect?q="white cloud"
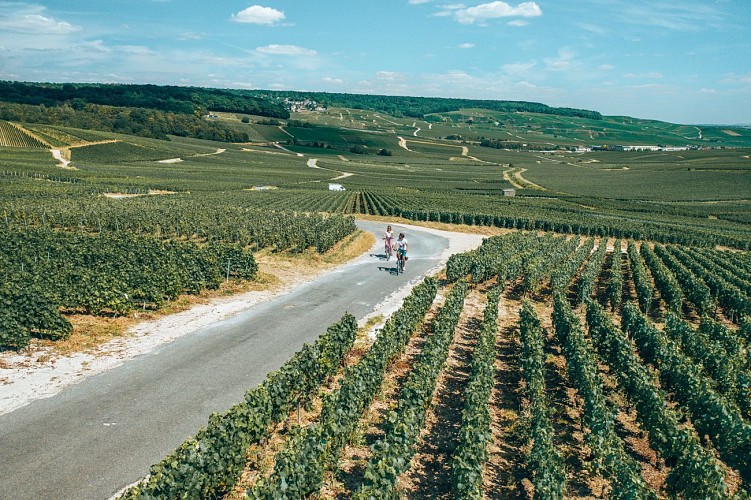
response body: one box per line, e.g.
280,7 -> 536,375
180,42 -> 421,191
507,20 -> 528,27
230,81 -> 256,88
616,1 -> 726,32
599,64 -> 614,71
179,32 -> 203,41
408,0 -> 432,4
458,43 -> 475,49
429,70 -> 474,85
0,5 -> 80,34
624,72 -> 663,79
439,1 -> 542,25
576,22 -> 607,35
255,44 -> 317,56
376,71 -> 405,81
721,72 -> 751,86
502,60 -> 537,77
544,48 -> 577,72
627,83 -> 673,91
118,45 -> 154,55
323,77 -> 344,84
232,5 -> 286,25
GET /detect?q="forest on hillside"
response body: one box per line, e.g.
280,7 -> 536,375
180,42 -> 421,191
0,81 -> 289,119
249,89 -> 603,120
0,101 -> 249,142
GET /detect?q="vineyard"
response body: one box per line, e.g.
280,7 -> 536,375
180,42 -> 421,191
1,110 -> 749,253
0,121 -> 49,148
119,232 -> 751,499
1,93 -> 750,496
0,228 -> 260,350
0,208 -> 356,351
236,188 -> 751,250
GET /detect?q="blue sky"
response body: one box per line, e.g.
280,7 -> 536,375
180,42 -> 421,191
0,1 -> 749,124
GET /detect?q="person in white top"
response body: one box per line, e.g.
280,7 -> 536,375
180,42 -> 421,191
395,232 -> 408,270
383,225 -> 394,260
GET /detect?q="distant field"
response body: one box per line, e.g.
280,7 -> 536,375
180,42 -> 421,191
2,106 -> 751,249
510,150 -> 751,201
418,110 -> 751,148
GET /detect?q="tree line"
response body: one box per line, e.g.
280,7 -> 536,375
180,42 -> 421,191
0,81 -> 289,119
0,101 -> 249,142
250,90 -> 603,120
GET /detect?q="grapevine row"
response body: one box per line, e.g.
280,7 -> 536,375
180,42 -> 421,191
575,238 -> 607,304
669,245 -> 751,321
640,244 -> 684,313
522,235 -> 580,295
606,239 -> 623,311
653,244 -> 713,315
452,286 -> 501,499
621,304 -> 751,485
1,198 -> 357,253
520,301 -> 566,499
550,238 -> 594,292
627,241 -> 655,314
1,228 -> 257,350
585,302 -> 731,498
356,280 -> 468,498
554,297 -> 655,498
696,248 -> 751,289
248,278 -> 439,498
664,315 -> 751,420
122,312 -> 357,499
446,232 -> 544,283
0,121 -> 48,148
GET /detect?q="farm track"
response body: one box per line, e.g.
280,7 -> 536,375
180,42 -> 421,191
503,166 -> 550,191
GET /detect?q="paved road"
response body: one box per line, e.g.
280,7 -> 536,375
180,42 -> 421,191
0,221 -> 449,500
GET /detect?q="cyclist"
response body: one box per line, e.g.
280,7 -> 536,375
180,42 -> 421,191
383,225 -> 394,260
395,232 -> 408,271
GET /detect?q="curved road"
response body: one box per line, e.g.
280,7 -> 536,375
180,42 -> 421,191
0,221 -> 450,500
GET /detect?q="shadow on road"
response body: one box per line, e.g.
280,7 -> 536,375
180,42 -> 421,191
369,252 -> 392,261
377,265 -> 400,276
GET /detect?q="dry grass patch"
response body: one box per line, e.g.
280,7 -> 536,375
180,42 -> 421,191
254,229 -> 374,275
358,214 -> 514,237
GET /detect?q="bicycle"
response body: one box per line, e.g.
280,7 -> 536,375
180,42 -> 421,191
396,251 -> 406,275
384,238 -> 393,260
